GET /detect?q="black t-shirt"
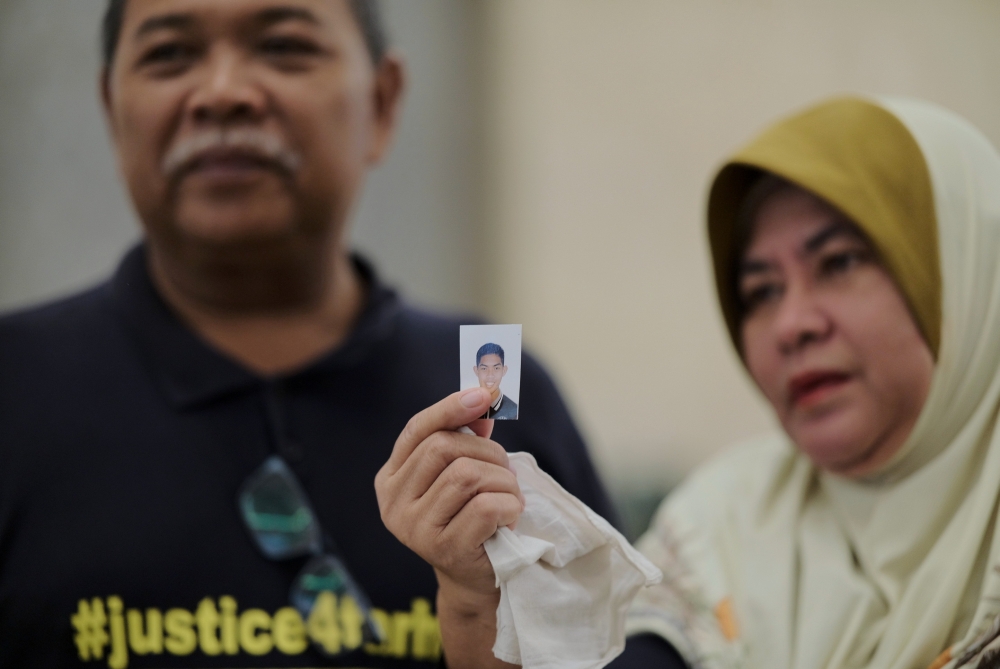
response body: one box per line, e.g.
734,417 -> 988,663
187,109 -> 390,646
0,247 -> 617,669
609,635 -> 689,669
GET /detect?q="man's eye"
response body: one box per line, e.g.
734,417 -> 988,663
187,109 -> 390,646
260,37 -> 320,57
141,42 -> 194,65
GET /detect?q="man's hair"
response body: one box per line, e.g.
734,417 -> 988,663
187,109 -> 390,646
476,343 -> 505,367
101,0 -> 387,69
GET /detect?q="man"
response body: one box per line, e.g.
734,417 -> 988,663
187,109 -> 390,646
0,2 -> 615,668
473,343 -> 518,420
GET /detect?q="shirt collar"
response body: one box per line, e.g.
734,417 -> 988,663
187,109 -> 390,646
110,244 -> 401,410
491,392 -> 504,411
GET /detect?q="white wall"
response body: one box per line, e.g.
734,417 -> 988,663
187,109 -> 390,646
351,1 -> 487,313
0,0 -> 136,310
5,0 -> 1000,497
0,0 -> 486,313
483,0 -> 1000,489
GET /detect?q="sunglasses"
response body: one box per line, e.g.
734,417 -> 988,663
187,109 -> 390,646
238,456 -> 385,655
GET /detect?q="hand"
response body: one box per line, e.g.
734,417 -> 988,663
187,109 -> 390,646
375,387 -> 525,599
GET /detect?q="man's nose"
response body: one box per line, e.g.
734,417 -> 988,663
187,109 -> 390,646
773,283 -> 832,354
188,48 -> 267,125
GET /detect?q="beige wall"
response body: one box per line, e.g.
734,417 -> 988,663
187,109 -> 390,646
4,0 -> 1000,495
482,0 -> 1000,488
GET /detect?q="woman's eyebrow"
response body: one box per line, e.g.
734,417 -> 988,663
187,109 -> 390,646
738,258 -> 774,277
803,222 -> 859,254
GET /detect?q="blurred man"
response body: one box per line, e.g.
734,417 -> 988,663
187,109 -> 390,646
0,1 -> 614,667
473,343 -> 518,420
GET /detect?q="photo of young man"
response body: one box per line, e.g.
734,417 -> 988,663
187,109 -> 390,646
460,324 -> 521,420
474,343 -> 518,420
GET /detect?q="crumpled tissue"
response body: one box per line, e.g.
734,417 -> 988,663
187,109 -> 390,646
483,452 -> 663,669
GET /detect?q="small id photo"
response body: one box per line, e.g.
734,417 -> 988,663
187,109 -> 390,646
460,324 -> 522,420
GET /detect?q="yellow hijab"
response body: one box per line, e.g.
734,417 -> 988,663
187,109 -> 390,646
627,97 -> 1000,669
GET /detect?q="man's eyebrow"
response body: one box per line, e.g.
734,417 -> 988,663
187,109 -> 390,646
254,6 -> 322,27
133,7 -> 320,41
803,221 -> 859,254
135,13 -> 195,39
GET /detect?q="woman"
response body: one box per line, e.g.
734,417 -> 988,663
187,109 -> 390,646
376,96 -> 1000,669
621,96 -> 1000,669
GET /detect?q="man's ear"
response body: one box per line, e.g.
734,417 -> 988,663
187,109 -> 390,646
100,67 -> 116,136
367,52 -> 406,165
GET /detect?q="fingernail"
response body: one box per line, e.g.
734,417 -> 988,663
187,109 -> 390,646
460,387 -> 486,408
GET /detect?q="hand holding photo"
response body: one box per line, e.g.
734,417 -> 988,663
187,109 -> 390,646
460,324 -> 522,420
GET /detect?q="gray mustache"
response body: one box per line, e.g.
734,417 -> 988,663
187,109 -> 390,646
162,128 -> 302,178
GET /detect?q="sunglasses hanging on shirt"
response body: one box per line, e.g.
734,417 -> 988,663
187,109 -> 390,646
238,455 -> 385,655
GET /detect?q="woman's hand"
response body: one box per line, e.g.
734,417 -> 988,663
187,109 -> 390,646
375,387 -> 523,669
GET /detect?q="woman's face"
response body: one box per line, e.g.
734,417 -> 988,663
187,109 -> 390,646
738,186 -> 934,477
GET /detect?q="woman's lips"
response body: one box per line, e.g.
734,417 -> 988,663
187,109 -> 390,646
787,370 -> 852,408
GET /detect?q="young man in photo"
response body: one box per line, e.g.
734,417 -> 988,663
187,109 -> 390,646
474,343 -> 518,420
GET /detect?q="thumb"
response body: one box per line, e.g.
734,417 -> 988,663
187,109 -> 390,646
384,387 -> 493,474
462,418 -> 494,440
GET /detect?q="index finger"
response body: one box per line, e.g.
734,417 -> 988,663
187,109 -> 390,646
384,387 -> 493,475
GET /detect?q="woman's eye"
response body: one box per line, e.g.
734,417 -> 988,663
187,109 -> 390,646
819,250 -> 868,276
740,283 -> 782,313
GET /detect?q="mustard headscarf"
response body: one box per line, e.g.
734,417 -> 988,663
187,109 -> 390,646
627,97 -> 1000,669
707,97 -> 941,358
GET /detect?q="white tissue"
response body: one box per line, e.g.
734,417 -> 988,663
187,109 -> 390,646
483,452 -> 662,669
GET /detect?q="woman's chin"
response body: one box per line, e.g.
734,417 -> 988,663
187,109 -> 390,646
786,408 -> 882,474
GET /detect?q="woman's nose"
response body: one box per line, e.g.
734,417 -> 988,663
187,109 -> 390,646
773,283 -> 832,354
187,48 -> 267,125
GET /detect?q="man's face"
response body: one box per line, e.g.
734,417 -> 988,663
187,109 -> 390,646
474,354 -> 507,395
102,0 -> 402,259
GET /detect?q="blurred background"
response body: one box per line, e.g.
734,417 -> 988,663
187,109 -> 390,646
3,0 -> 1000,538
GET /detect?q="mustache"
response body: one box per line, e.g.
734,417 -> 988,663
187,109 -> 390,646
161,128 -> 302,178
